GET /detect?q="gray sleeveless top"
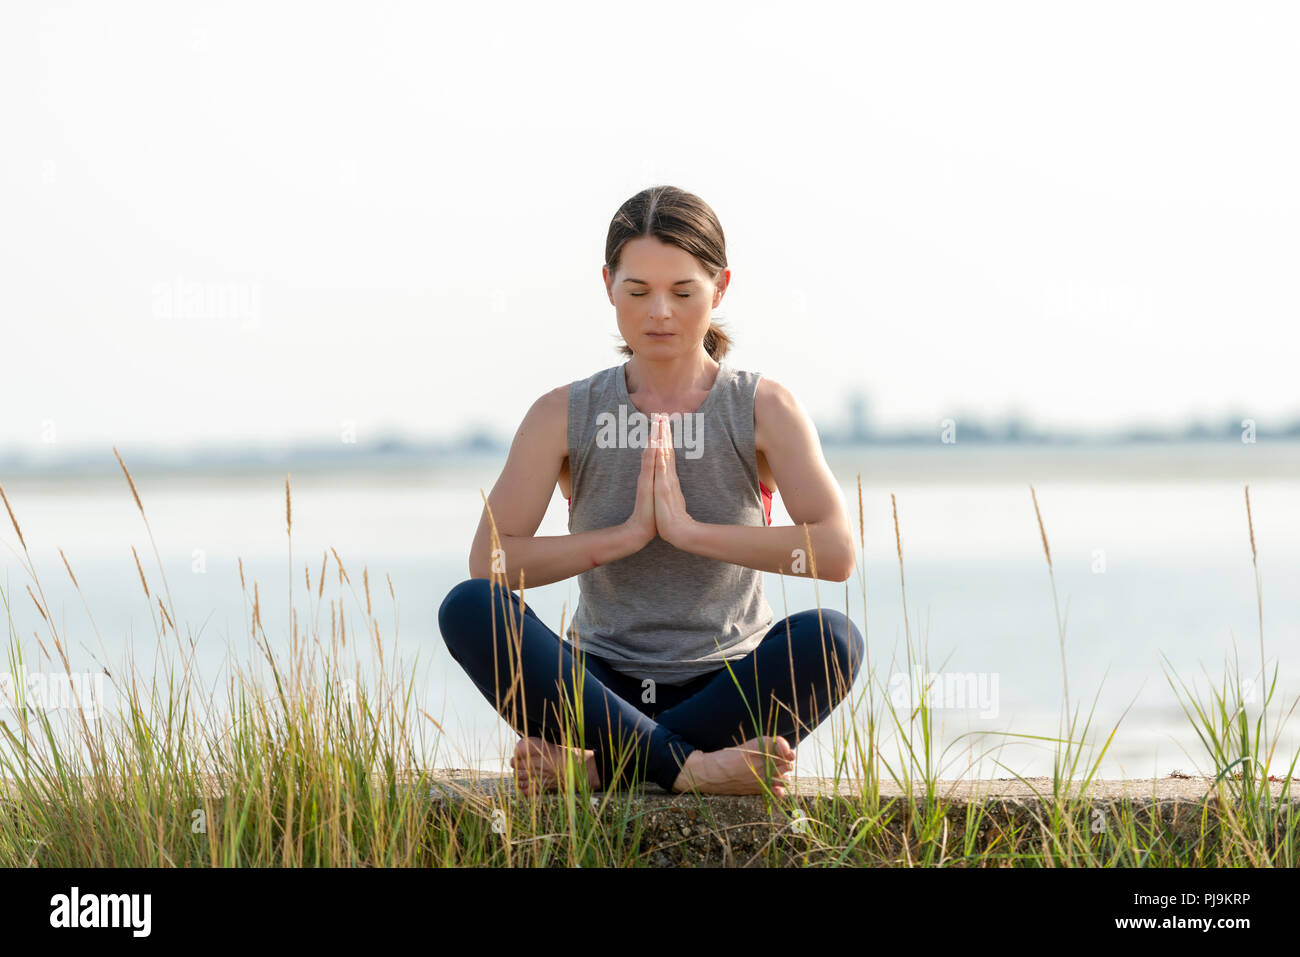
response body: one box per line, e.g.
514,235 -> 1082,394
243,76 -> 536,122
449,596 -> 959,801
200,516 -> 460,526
565,359 -> 775,685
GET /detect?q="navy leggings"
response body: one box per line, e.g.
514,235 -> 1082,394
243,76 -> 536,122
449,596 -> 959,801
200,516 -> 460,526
437,577 -> 865,792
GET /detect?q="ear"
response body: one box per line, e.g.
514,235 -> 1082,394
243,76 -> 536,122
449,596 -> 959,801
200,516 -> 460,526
713,267 -> 731,306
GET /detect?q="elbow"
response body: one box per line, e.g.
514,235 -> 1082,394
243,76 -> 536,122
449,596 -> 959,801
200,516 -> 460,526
827,541 -> 857,583
825,563 -> 853,584
799,531 -> 856,582
468,547 -> 491,580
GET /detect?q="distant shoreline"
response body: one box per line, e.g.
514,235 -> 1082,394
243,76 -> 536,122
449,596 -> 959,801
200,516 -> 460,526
3,437 -> 1297,489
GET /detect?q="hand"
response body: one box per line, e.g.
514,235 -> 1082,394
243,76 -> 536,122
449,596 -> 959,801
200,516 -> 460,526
625,413 -> 660,549
652,414 -> 696,547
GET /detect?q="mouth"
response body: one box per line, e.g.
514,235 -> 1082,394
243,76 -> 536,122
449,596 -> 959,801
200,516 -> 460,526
646,332 -> 674,338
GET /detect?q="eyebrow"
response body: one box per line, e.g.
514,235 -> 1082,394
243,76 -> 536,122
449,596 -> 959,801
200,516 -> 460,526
622,278 -> 699,285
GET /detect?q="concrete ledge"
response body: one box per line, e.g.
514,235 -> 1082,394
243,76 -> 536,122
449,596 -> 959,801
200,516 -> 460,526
5,771 -> 1293,866
428,770 -> 1300,866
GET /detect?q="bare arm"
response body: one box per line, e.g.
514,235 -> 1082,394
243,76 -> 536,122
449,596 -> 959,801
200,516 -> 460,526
669,378 -> 856,582
467,385 -> 650,588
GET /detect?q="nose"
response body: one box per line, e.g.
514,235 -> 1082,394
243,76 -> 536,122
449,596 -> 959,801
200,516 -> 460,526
647,292 -> 672,321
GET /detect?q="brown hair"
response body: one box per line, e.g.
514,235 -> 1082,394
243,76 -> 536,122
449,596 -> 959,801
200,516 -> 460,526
605,185 -> 733,361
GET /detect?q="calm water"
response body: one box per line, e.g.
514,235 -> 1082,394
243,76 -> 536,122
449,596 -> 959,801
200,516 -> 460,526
3,441 -> 1298,781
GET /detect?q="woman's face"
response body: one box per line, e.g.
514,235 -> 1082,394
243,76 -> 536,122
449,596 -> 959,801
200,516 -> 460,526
604,235 -> 729,359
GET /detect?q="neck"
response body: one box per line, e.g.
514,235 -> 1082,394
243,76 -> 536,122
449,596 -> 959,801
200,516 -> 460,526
625,351 -> 719,403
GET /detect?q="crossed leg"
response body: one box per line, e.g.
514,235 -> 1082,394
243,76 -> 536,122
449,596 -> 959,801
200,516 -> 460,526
438,577 -> 864,794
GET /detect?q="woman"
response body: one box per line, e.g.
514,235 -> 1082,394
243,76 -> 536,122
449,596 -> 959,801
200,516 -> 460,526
438,185 -> 863,797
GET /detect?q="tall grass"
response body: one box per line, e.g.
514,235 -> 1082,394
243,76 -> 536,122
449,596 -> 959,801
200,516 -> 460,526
1157,485 -> 1300,864
0,457 -> 1295,866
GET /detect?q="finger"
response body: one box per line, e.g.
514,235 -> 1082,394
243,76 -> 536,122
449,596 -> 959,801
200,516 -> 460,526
643,430 -> 658,481
659,421 -> 674,471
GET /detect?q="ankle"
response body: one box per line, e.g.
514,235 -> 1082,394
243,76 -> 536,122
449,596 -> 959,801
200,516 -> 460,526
672,749 -> 711,793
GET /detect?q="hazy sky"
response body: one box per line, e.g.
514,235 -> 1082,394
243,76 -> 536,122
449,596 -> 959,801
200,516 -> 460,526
3,1 -> 1298,455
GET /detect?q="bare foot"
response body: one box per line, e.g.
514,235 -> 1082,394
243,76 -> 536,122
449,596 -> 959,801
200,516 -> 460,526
510,736 -> 601,794
671,736 -> 796,796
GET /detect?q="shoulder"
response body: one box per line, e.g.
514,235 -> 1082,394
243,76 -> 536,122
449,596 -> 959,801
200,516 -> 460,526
514,383 -> 571,451
754,375 -> 802,423
754,376 -> 813,449
536,382 -> 571,413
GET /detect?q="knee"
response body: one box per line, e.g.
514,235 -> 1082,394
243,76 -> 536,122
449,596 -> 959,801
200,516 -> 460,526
798,609 -> 864,685
437,577 -> 494,657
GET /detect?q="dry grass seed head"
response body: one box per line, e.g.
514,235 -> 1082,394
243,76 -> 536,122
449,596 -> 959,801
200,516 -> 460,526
131,546 -> 150,600
857,473 -> 865,551
113,446 -> 144,515
1030,484 -> 1052,570
27,585 -> 48,623
0,482 -> 26,552
890,493 -> 902,562
330,546 -> 350,585
1245,484 -> 1257,564
59,548 -> 80,589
